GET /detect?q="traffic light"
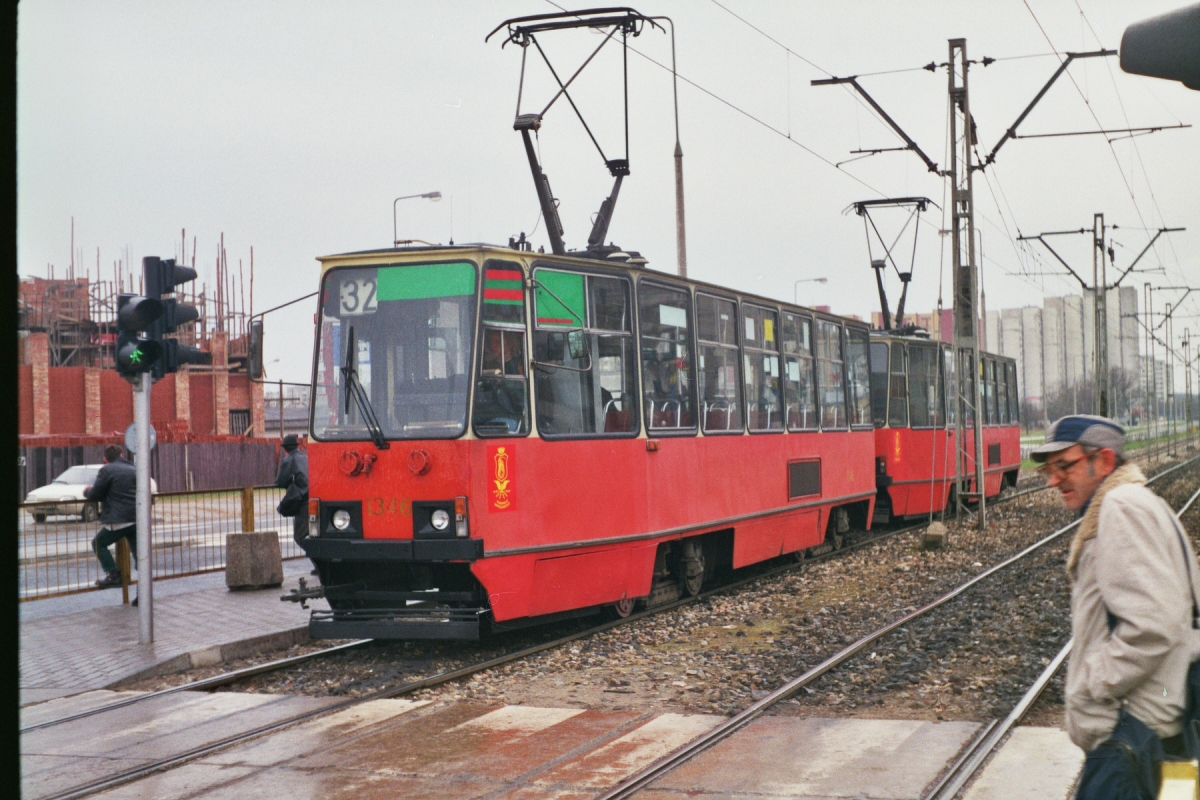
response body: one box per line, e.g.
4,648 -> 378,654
115,293 -> 164,378
143,256 -> 210,376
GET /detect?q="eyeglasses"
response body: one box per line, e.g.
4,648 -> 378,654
1037,452 -> 1092,479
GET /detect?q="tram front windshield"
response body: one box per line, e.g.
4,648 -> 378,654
312,262 -> 477,441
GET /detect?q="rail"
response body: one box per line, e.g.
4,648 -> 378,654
18,485 -> 304,602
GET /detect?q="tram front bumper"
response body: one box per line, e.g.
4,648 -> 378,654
300,537 -> 483,562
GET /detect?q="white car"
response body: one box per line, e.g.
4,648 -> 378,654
24,464 -> 158,523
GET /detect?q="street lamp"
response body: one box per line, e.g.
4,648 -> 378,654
794,277 -> 828,305
393,191 -> 442,246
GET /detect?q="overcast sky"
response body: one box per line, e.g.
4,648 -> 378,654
17,0 -> 1199,383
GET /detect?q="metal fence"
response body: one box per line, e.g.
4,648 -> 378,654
18,485 -> 305,602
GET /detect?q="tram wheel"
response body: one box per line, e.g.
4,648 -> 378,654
611,597 -> 636,618
680,538 -> 706,596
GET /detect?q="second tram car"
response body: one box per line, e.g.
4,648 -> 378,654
869,331 -> 1021,522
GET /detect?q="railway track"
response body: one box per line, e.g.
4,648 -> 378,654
595,452 -> 1200,800
28,452 -> 1198,799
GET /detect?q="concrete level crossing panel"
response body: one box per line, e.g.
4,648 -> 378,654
20,690 -> 340,800
963,726 -> 1084,800
646,716 -> 983,799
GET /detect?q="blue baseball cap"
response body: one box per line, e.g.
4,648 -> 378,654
1030,414 -> 1126,462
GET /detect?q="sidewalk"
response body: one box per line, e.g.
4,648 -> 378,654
19,559 -> 327,707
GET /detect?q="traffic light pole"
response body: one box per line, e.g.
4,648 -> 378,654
134,373 -> 154,644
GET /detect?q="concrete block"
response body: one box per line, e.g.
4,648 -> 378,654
922,521 -> 949,550
225,530 -> 283,589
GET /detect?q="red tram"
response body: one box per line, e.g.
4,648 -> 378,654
291,7 -> 1021,639
301,247 -> 880,638
869,332 -> 1021,523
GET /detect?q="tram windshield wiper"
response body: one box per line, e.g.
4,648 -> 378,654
340,326 -> 390,450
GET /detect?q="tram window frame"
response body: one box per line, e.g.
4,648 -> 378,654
959,350 -> 976,427
1007,362 -> 1020,424
908,343 -> 944,429
984,358 -> 998,426
473,259 -> 531,438
944,346 -> 957,428
782,312 -> 818,432
742,303 -> 784,433
638,278 -> 698,436
997,359 -> 1010,425
846,326 -> 873,430
869,341 -> 889,427
887,341 -> 908,428
815,318 -> 848,431
696,292 -> 744,434
530,264 -> 640,440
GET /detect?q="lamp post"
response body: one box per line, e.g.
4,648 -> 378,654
393,191 -> 442,246
794,277 -> 828,305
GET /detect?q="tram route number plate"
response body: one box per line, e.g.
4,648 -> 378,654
340,277 -> 378,316
364,497 -> 409,517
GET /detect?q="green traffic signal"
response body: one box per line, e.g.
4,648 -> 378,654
117,339 -> 164,373
115,293 -> 165,378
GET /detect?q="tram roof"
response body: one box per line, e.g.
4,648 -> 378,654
316,242 -> 870,330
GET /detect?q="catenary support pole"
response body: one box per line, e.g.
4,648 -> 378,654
1093,214 -> 1109,416
134,373 -> 153,643
947,38 -> 986,529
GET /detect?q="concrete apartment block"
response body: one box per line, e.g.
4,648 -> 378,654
1043,297 -> 1066,397
985,311 -> 1000,355
1020,306 -> 1044,409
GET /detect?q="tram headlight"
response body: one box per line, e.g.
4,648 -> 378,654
430,509 -> 451,531
332,509 -> 352,531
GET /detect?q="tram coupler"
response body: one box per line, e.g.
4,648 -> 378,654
281,577 -> 324,610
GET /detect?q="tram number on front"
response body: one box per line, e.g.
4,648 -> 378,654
364,497 -> 409,517
340,277 -> 378,316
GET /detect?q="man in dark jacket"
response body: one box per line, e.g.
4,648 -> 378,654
275,434 -> 309,546
86,445 -> 137,588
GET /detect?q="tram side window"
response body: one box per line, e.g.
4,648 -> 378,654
639,281 -> 696,433
697,293 -> 743,433
532,269 -> 638,437
782,313 -> 818,431
997,360 -> 1009,424
815,320 -> 847,430
888,342 -> 908,427
960,351 -> 976,426
743,304 -> 783,431
944,347 -> 956,428
908,345 -> 943,428
984,359 -> 997,425
1007,362 -> 1020,424
846,328 -> 872,428
869,342 -> 889,427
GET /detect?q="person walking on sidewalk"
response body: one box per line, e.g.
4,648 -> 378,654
275,434 -> 308,546
1032,415 -> 1200,798
85,444 -> 137,589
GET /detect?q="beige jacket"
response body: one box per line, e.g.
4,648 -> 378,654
1065,462 -> 1200,752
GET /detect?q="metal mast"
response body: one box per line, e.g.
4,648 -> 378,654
1093,213 -> 1109,416
947,39 -> 986,528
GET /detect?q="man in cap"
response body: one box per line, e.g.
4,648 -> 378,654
275,434 -> 308,546
1033,415 -> 1200,780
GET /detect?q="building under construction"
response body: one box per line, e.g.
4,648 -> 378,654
18,263 -> 278,495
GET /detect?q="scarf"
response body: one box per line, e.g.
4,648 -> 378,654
1066,461 -> 1147,579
